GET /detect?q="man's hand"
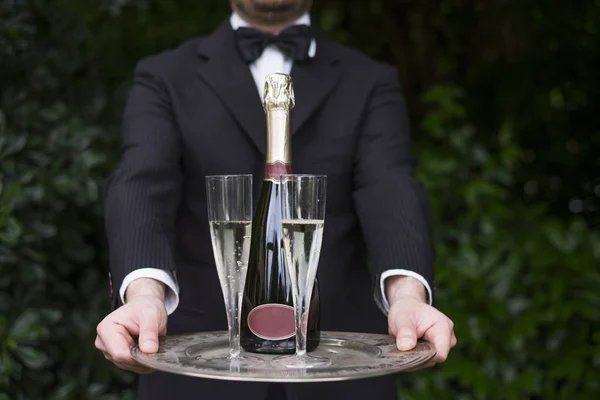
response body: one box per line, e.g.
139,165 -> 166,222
95,278 -> 168,374
386,276 -> 456,368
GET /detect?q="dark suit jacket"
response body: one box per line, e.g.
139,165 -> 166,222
103,17 -> 434,400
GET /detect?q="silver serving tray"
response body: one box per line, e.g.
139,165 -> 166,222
131,331 -> 436,382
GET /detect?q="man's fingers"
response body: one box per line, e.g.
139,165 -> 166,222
100,323 -> 136,364
102,326 -> 154,373
94,334 -> 107,353
138,313 -> 160,354
388,298 -> 456,370
392,310 -> 418,352
396,325 -> 418,350
95,296 -> 168,374
97,323 -> 147,373
388,306 -> 418,351
423,321 -> 452,362
159,325 -> 167,337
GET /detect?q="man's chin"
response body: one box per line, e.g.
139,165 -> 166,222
246,0 -> 309,16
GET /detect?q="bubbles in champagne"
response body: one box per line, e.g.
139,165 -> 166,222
209,220 -> 252,308
281,219 -> 324,314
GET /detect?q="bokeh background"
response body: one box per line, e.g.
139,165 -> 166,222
1,0 -> 599,399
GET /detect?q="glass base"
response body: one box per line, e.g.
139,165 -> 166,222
271,353 -> 331,369
203,352 -> 265,368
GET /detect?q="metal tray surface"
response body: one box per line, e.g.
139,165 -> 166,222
131,331 -> 436,383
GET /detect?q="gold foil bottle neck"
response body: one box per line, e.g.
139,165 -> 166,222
263,73 -> 293,166
263,73 -> 295,111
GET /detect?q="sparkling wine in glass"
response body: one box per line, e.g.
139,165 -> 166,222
206,174 -> 264,367
271,174 -> 330,368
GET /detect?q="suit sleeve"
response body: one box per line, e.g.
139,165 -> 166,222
352,64 -> 435,309
104,58 -> 183,309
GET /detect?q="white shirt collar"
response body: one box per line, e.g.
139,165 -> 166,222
229,12 -> 316,58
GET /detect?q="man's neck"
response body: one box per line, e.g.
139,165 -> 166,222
230,10 -> 311,34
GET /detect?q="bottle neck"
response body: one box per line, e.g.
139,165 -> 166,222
265,108 -> 293,182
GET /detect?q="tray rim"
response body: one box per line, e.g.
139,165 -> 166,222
130,330 -> 436,383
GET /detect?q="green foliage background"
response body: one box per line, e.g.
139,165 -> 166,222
1,0 -> 599,399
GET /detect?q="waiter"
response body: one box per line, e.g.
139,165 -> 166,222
95,0 -> 457,399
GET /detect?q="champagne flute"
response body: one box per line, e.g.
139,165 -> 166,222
206,174 -> 264,366
271,174 -> 330,368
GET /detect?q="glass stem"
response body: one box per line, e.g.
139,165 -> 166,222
295,290 -> 310,357
228,290 -> 241,358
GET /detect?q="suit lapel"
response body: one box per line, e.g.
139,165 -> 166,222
196,21 -> 342,152
196,20 -> 267,154
290,38 -> 341,136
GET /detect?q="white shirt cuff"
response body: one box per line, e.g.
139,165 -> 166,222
379,269 -> 433,313
119,268 -> 180,315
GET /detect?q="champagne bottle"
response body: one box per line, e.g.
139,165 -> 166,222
240,73 -> 320,354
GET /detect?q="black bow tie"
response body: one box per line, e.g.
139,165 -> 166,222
234,24 -> 313,63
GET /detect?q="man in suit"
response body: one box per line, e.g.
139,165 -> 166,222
95,0 -> 457,399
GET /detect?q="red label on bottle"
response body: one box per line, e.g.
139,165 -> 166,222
247,304 -> 295,340
265,162 -> 292,181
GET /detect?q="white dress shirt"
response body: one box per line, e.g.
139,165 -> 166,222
119,12 -> 433,315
